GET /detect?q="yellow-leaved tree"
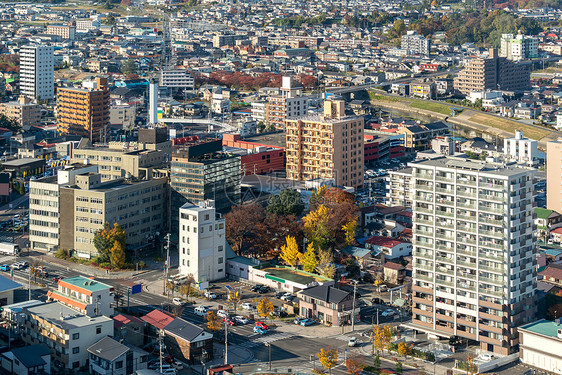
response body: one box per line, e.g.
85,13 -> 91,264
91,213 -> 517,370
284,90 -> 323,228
301,243 -> 318,273
279,235 -> 301,268
303,204 -> 332,251
257,297 -> 275,319
317,348 -> 338,375
109,240 -> 126,269
316,249 -> 335,279
205,311 -> 221,333
342,219 -> 357,246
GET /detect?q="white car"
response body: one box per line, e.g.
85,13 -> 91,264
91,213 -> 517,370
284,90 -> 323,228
172,361 -> 184,370
217,309 -> 229,318
172,297 -> 183,306
233,315 -> 249,325
479,353 -> 493,362
194,306 -> 208,316
161,369 -> 177,375
241,303 -> 253,310
348,337 -> 357,347
204,290 -> 217,299
381,308 -> 395,317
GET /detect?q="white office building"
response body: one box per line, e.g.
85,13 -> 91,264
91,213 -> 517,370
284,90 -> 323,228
179,200 -> 226,283
407,156 -> 537,355
503,130 -> 538,165
19,45 -> 54,101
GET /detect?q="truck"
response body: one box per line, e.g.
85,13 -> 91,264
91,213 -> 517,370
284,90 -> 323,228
0,243 -> 20,256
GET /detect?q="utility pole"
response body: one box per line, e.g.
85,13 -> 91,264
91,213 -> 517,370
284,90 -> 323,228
159,329 -> 164,374
224,319 -> 228,365
351,280 -> 357,332
163,233 -> 170,296
28,267 -> 31,300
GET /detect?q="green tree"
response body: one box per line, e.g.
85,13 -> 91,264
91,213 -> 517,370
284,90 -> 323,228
301,243 -> 318,273
121,59 -> 137,75
395,361 -> 403,374
373,355 -> 381,372
266,189 -> 304,217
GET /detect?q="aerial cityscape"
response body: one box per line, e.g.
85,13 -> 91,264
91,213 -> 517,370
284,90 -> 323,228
1,0 -> 562,374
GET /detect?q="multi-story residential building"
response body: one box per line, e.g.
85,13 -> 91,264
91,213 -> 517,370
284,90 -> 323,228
454,49 -> 531,95
170,139 -> 241,225
410,78 -> 437,99
47,276 -> 114,317
401,30 -> 431,56
408,157 -> 536,355
71,140 -> 166,182
29,163 -> 98,252
178,200 -> 226,283
547,139 -> 562,213
19,45 -> 54,101
386,167 -> 414,208
22,302 -> 113,370
46,24 -> 76,40
297,285 -> 358,327
396,122 -> 449,151
503,130 -> 538,165
30,166 -> 166,257
160,69 -> 195,89
56,78 -> 110,139
266,77 -> 308,130
75,17 -> 100,32
0,95 -> 41,127
500,34 -> 539,60
285,99 -> 364,189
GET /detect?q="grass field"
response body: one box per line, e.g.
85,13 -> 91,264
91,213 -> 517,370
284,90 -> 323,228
468,113 -> 551,140
409,100 -> 452,116
367,93 -> 406,103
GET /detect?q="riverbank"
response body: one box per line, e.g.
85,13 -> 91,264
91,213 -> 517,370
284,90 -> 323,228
368,92 -> 561,149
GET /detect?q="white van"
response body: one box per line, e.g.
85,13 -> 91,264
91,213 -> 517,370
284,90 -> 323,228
194,306 -> 208,316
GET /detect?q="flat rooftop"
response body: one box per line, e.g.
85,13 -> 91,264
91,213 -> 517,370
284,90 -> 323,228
2,158 -> 44,167
261,266 -> 331,285
409,156 -> 534,177
25,302 -> 112,330
60,276 -> 111,293
243,132 -> 287,149
519,319 -> 562,339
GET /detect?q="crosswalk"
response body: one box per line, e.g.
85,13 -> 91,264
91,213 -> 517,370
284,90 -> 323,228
239,332 -> 293,348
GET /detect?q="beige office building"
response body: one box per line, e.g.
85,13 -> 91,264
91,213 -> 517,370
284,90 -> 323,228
30,164 -> 167,257
286,99 -> 364,189
547,139 -> 562,213
71,139 -> 167,182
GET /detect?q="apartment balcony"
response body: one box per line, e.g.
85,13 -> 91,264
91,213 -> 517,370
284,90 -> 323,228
435,255 -> 454,264
479,275 -> 504,286
435,175 -> 455,183
458,214 -> 477,222
479,252 -> 505,262
416,263 -> 434,272
457,201 -> 476,209
437,221 -> 455,229
436,199 -> 455,207
416,207 -> 434,215
456,248 -> 477,257
416,229 -> 434,237
457,225 -> 476,233
435,187 -> 455,195
479,205 -> 506,214
457,178 -> 477,186
415,195 -> 434,203
435,210 -> 454,218
415,184 -> 434,192
479,217 -> 505,226
413,251 -> 433,260
414,217 -> 434,225
457,259 -> 477,268
479,241 -> 504,250
435,312 -> 455,322
478,229 -> 504,238
415,274 -> 434,283
435,278 -> 454,286
479,194 -> 505,203
457,236 -> 477,245
435,232 -> 455,241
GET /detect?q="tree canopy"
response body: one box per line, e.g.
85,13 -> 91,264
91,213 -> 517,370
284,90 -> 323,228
266,189 -> 305,217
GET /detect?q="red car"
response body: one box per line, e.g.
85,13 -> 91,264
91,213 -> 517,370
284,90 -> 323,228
223,318 -> 236,326
255,321 -> 269,330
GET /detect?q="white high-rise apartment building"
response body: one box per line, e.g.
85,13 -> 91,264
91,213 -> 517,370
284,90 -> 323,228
500,33 -> 539,60
179,200 -> 226,283
19,45 -> 54,101
401,30 -> 431,56
407,157 -> 536,355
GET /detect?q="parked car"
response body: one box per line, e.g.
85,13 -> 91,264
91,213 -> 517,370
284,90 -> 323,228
241,302 -> 253,310
250,285 -> 262,292
172,298 -> 184,306
281,293 -> 294,301
274,291 -> 285,299
253,326 -> 267,334
204,290 -> 217,299
293,318 -> 303,325
223,318 -> 236,326
255,321 -> 269,330
348,337 -> 357,347
371,297 -> 384,305
381,309 -> 395,317
194,306 -> 208,316
172,361 -> 184,370
257,286 -> 270,294
272,308 -> 287,318
217,310 -> 229,319
0,265 -> 9,272
233,316 -> 249,325
300,318 -> 315,326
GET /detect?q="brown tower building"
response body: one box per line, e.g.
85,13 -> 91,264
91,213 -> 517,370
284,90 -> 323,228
454,49 -> 530,95
286,99 -> 364,189
56,78 -> 110,140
